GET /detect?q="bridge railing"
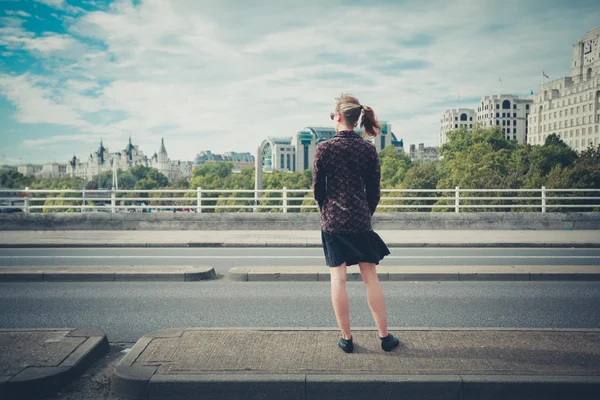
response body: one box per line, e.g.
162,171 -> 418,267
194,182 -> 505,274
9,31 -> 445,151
0,187 -> 599,213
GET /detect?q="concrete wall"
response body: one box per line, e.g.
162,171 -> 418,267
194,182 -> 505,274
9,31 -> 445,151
1,212 -> 599,230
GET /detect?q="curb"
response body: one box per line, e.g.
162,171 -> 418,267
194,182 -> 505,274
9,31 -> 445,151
1,242 -> 599,248
110,328 -> 600,400
225,267 -> 600,282
0,328 -> 109,400
0,266 -> 217,282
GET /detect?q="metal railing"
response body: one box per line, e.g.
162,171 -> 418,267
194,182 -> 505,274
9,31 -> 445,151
0,187 -> 599,213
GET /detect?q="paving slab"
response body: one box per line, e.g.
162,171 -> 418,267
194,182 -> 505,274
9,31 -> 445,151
0,265 -> 216,282
0,328 -> 109,400
111,328 -> 600,400
1,229 -> 599,248
226,265 -> 600,282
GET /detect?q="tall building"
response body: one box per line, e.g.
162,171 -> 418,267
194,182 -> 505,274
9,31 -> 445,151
476,95 -> 533,143
257,121 -> 403,174
528,27 -> 600,151
440,95 -> 533,145
410,143 -> 439,163
440,109 -> 476,145
255,122 -> 403,192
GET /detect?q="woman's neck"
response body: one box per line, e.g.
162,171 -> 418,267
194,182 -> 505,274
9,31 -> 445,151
337,124 -> 354,132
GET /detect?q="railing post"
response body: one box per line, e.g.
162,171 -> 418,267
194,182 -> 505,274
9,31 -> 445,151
283,187 -> 288,213
197,187 -> 202,214
541,186 -> 546,213
111,190 -> 116,214
24,187 -> 30,214
455,186 -> 460,213
81,189 -> 85,213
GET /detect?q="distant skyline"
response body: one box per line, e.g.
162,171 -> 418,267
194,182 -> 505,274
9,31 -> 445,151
1,0 -> 599,165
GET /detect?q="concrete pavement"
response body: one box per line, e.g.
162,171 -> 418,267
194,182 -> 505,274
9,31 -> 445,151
111,327 -> 600,400
0,265 -> 216,282
0,328 -> 109,400
1,229 -> 600,247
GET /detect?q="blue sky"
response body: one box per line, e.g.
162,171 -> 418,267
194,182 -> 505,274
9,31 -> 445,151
0,0 -> 599,165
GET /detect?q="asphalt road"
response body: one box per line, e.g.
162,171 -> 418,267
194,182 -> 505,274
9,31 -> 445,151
1,281 -> 599,343
1,247 -> 599,274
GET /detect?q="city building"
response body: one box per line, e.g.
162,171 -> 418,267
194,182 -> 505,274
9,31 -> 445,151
440,108 -> 476,145
477,95 -> 533,144
440,95 -> 533,145
255,121 -> 403,192
528,27 -> 600,151
410,143 -> 439,163
194,151 -> 255,168
66,137 -> 193,183
17,164 -> 43,177
257,121 -> 403,174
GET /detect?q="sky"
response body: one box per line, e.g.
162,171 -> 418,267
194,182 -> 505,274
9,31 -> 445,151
0,0 -> 599,166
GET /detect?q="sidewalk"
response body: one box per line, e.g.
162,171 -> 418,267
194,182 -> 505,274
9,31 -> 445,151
111,328 -> 600,400
226,265 -> 600,281
0,328 -> 109,400
1,230 -> 599,248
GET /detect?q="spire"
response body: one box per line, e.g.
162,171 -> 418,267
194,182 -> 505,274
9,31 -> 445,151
159,137 -> 167,154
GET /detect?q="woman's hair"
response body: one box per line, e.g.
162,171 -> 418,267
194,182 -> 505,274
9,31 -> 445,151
335,93 -> 381,137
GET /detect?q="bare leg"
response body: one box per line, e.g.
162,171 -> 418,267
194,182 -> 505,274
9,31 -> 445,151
330,263 -> 351,340
359,262 -> 388,338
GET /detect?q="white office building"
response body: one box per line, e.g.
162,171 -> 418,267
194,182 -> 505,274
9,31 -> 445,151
528,27 -> 600,151
440,95 -> 533,145
440,109 -> 476,145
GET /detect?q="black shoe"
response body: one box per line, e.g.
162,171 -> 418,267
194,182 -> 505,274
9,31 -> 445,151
338,337 -> 354,353
380,334 -> 400,352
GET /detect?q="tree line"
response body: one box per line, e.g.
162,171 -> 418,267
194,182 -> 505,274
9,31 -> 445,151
1,126 -> 598,212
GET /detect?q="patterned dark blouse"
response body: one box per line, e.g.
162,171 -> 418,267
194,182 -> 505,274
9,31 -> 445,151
312,130 -> 381,233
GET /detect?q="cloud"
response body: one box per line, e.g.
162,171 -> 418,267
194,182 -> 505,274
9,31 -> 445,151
35,0 -> 85,15
35,0 -> 66,9
4,10 -> 32,18
1,0 -> 600,165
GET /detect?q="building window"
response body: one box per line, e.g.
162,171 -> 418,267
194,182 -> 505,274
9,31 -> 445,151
502,120 -> 506,126
496,120 -> 499,125
526,104 -> 530,110
502,113 -> 506,117
496,104 -> 500,109
293,155 -> 296,172
502,100 -> 511,109
455,124 -> 458,128
470,124 -> 472,128
287,154 -> 290,170
513,128 -> 517,134
496,113 -> 499,118
460,113 -> 468,121
470,117 -> 473,121
455,117 -> 458,121
513,113 -> 517,118
281,154 -> 284,169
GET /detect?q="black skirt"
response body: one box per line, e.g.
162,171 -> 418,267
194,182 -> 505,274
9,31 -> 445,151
321,230 -> 390,267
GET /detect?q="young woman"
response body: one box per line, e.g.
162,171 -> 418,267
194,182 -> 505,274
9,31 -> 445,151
313,94 -> 399,354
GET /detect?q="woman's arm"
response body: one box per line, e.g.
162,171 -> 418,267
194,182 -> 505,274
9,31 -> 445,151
365,146 -> 381,215
312,143 -> 326,211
